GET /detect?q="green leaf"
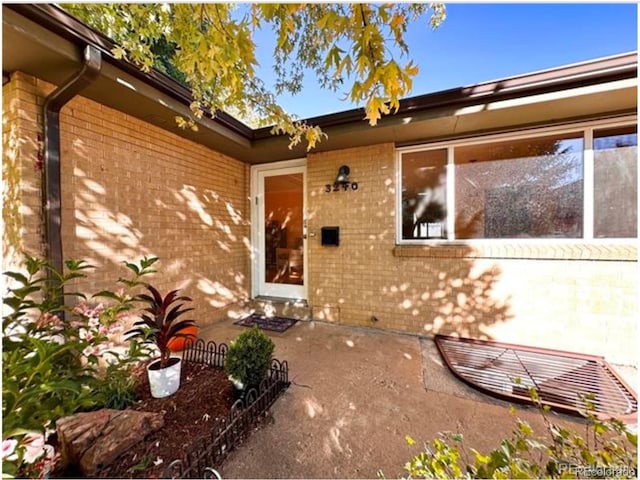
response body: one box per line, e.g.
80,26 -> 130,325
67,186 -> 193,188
11,285 -> 41,298
517,421 -> 533,436
472,449 -> 490,465
93,290 -> 122,301
140,256 -> 159,270
3,271 -> 29,285
64,259 -> 94,271
581,448 -> 595,464
123,261 -> 140,275
594,423 -> 608,435
25,254 -> 44,276
3,296 -> 24,311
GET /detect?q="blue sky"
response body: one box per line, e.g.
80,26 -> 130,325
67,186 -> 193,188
252,3 -> 638,119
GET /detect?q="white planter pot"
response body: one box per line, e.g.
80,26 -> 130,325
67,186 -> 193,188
228,376 -> 244,391
147,357 -> 182,398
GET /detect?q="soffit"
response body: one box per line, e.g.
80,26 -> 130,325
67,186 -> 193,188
2,8 -> 253,161
3,9 -> 80,82
250,81 -> 637,163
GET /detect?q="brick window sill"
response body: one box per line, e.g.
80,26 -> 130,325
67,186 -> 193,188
393,242 -> 638,261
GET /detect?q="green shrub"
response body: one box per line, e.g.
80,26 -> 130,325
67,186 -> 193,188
94,364 -> 138,410
224,326 -> 275,388
382,396 -> 638,480
2,254 -> 157,478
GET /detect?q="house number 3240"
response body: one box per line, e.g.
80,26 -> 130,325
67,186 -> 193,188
325,182 -> 359,193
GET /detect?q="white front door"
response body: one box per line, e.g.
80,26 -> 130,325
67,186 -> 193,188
252,160 -> 307,300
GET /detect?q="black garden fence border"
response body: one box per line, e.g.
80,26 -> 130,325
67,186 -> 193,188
163,339 -> 290,479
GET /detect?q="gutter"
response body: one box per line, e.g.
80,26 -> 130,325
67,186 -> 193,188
43,45 -> 101,300
6,4 -> 637,145
253,52 -> 638,139
6,3 -> 254,140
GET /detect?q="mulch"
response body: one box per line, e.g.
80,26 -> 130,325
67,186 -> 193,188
96,362 -> 235,479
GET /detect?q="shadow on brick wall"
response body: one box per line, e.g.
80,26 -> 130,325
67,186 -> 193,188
311,210 -> 512,341
57,124 -> 251,322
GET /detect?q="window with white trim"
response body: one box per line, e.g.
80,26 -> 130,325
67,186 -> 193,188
593,126 -> 638,238
399,122 -> 637,242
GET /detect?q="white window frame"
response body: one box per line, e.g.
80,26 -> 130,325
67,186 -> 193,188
396,115 -> 638,245
250,158 -> 308,300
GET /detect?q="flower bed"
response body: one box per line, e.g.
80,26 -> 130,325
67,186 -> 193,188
51,340 -> 289,479
3,255 -> 289,479
163,339 -> 290,479
91,362 -> 235,478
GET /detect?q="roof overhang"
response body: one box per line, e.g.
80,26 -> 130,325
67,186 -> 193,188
2,5 -> 254,160
255,77 -> 637,160
3,4 -> 638,164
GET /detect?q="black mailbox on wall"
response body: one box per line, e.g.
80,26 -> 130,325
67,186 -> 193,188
321,226 -> 340,246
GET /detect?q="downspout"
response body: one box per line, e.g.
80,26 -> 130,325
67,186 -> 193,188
43,45 -> 101,303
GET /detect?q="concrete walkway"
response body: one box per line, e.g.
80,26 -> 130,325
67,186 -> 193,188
200,319 -> 584,479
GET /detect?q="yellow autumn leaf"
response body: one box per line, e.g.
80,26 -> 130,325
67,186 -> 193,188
391,13 -> 405,29
65,2 -> 447,150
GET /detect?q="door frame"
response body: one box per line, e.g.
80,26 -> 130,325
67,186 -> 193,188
250,158 -> 308,300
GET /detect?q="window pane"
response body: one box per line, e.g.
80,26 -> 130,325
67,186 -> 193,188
401,149 -> 447,240
594,126 -> 637,238
454,133 -> 584,239
264,173 -> 304,285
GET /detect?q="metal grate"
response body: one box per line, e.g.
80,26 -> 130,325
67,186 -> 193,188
434,334 -> 637,420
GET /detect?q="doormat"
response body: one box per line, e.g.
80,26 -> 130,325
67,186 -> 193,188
234,313 -> 298,333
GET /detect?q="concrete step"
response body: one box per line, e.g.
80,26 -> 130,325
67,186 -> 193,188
242,296 -> 311,321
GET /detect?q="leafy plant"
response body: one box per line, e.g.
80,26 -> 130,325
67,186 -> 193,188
2,254 -> 157,478
4,256 -> 105,436
94,364 -> 138,410
224,326 -> 275,388
126,286 -> 195,369
127,453 -> 153,474
382,392 -> 638,480
64,4 -> 447,149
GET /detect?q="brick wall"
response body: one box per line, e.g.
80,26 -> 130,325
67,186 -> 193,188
306,143 -> 637,365
4,71 -> 636,364
2,73 -> 46,269
2,72 -> 250,324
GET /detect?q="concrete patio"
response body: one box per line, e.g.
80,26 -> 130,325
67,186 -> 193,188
199,318 -> 587,479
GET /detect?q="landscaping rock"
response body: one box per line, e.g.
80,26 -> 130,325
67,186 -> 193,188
56,408 -> 164,476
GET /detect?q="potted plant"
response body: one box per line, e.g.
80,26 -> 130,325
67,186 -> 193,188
224,326 -> 275,393
126,285 -> 195,398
